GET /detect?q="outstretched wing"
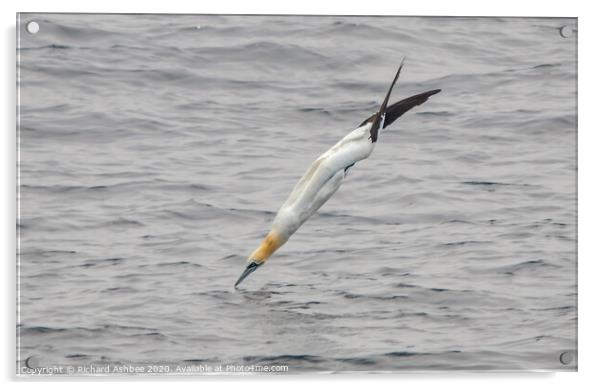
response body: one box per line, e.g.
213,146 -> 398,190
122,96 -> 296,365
383,89 -> 441,128
369,58 -> 405,143
360,89 -> 442,130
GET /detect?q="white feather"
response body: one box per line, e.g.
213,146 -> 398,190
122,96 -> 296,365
272,121 -> 377,239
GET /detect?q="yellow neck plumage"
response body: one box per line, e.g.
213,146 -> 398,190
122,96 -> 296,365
249,230 -> 285,264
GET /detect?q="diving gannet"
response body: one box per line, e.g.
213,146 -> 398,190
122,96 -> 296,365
235,59 -> 440,287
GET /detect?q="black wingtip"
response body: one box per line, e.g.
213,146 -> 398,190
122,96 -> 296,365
424,89 -> 442,97
369,59 -> 406,143
381,88 -> 442,129
359,88 -> 442,130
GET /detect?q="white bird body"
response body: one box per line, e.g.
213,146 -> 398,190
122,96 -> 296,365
234,60 -> 441,287
273,122 -> 374,240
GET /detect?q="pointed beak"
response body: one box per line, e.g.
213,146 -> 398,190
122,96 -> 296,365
235,261 -> 262,288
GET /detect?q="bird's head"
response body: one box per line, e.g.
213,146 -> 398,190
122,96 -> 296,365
235,230 -> 285,288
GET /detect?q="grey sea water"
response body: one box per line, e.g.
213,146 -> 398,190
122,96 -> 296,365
17,14 -> 577,373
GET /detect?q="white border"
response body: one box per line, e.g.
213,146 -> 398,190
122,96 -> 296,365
0,0 -> 585,16
3,1 -> 600,389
